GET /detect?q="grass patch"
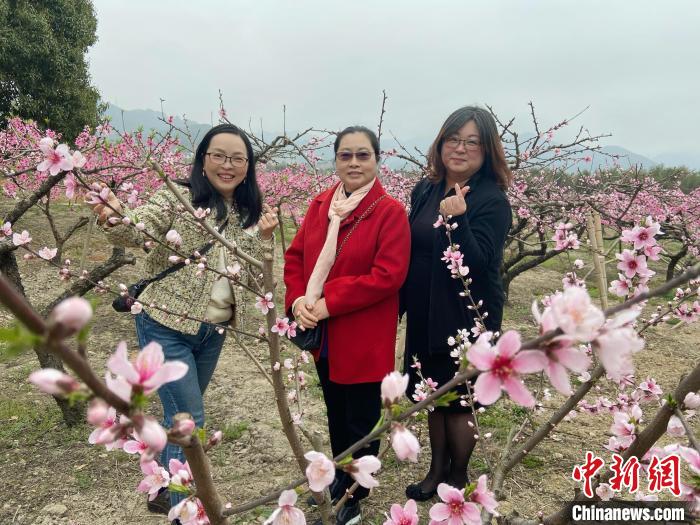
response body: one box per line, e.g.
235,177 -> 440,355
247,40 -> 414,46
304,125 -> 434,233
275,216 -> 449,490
478,403 -> 528,435
221,420 -> 249,442
521,455 -> 545,469
74,471 -> 93,490
0,398 -> 61,446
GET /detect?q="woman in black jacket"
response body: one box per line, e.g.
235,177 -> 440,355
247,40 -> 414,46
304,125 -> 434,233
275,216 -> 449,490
403,106 -> 512,499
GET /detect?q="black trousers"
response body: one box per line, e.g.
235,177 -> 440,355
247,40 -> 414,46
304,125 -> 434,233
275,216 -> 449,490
315,358 -> 381,501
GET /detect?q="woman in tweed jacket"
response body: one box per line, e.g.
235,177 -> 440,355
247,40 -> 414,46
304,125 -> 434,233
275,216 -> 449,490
90,124 -> 277,515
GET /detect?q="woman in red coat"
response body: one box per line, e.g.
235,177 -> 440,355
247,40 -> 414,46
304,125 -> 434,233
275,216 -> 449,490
284,126 -> 410,524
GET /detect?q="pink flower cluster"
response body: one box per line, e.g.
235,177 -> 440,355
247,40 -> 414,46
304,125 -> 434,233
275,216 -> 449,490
610,217 -> 662,298
552,222 -> 580,251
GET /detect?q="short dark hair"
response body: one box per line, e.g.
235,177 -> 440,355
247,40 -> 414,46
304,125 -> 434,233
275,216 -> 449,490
427,106 -> 512,189
334,126 -> 381,162
188,124 -> 262,228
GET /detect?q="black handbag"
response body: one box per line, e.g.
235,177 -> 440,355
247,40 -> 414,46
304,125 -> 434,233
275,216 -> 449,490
287,195 -> 387,351
112,219 -> 229,312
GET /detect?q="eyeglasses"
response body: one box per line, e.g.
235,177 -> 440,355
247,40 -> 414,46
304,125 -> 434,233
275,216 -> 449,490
443,137 -> 482,151
335,151 -> 374,162
206,152 -> 248,168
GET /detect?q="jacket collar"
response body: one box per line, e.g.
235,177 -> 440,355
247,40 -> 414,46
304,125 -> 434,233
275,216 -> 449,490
316,177 -> 387,226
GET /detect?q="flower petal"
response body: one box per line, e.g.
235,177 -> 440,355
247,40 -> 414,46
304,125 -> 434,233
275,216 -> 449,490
474,372 -> 502,406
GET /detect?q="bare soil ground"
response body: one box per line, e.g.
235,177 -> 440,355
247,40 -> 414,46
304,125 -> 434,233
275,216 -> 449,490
1,205 -> 698,525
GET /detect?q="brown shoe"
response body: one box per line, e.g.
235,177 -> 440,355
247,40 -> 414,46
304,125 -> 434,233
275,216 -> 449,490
147,489 -> 170,515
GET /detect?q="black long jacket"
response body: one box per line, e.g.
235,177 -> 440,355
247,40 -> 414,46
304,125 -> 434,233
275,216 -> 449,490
400,170 -> 512,355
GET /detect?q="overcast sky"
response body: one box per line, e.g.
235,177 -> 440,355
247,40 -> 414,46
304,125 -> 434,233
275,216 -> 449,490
88,0 -> 699,158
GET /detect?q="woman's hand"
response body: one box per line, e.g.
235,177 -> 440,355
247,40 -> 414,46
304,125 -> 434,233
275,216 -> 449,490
439,183 -> 470,217
311,298 -> 330,321
258,204 -> 279,240
293,298 -> 319,330
88,183 -> 123,225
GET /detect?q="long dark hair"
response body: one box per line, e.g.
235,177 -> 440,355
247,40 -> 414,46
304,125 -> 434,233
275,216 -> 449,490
427,106 -> 512,189
187,124 -> 262,228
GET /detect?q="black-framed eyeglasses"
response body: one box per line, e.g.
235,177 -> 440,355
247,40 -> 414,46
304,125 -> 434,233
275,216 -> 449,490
335,151 -> 374,162
443,137 -> 481,151
206,152 -> 248,168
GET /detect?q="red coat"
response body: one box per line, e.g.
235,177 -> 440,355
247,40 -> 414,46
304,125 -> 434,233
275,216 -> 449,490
284,179 -> 411,384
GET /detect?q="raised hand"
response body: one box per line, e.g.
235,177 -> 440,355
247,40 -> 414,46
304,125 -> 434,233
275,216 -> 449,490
258,204 -> 279,240
439,183 -> 470,217
87,183 -> 123,225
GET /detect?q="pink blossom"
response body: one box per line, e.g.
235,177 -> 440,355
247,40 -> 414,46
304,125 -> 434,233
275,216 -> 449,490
37,140 -> 74,175
71,150 -> 87,168
270,317 -> 290,337
287,321 -> 298,338
88,406 -> 121,446
264,490 -> 306,525
135,415 -> 168,452
48,297 -> 93,335
169,458 -> 194,487
86,398 -> 110,426
634,378 -> 663,402
37,246 -> 57,260
28,368 -> 79,396
12,230 -> 31,246
381,371 -> 410,406
609,274 -> 633,297
643,244 -> 663,260
549,287 -> 604,341
616,249 -> 648,279
64,173 -> 78,199
467,331 -> 547,407
621,219 -> 662,250
137,460 -> 170,501
610,405 -> 642,439
383,499 -> 419,525
347,455 -> 381,489
107,341 -> 188,395
123,433 -> 149,455
679,446 -> 700,476
667,415 -> 685,437
105,371 -> 133,402
429,483 -> 481,525
168,497 -> 210,525
304,451 -> 335,492
172,418 -> 196,436
533,304 -> 591,395
1,222 -> 12,238
165,229 -> 182,247
684,392 -> 700,409
255,292 -> 275,314
390,423 -> 420,462
469,475 -> 498,514
595,483 -> 614,501
130,302 -> 143,315
593,314 -> 644,381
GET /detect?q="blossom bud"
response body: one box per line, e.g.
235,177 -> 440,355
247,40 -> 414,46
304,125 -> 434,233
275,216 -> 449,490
48,297 -> 93,336
87,398 -> 110,425
381,371 -> 409,407
29,368 -> 79,396
684,392 -> 700,409
390,423 -> 420,462
172,418 -> 196,436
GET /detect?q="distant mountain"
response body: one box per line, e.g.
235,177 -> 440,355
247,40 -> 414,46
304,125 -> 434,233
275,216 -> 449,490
102,104 -> 697,172
589,146 -> 658,171
103,103 -> 212,148
652,152 -> 700,170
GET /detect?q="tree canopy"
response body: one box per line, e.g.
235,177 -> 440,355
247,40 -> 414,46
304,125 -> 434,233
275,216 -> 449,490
0,0 -> 101,140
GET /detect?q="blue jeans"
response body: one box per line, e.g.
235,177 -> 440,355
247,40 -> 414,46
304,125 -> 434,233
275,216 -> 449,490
135,311 -> 226,507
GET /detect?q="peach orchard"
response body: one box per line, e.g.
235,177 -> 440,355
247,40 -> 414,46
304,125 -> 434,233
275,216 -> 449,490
1,103 -> 699,525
